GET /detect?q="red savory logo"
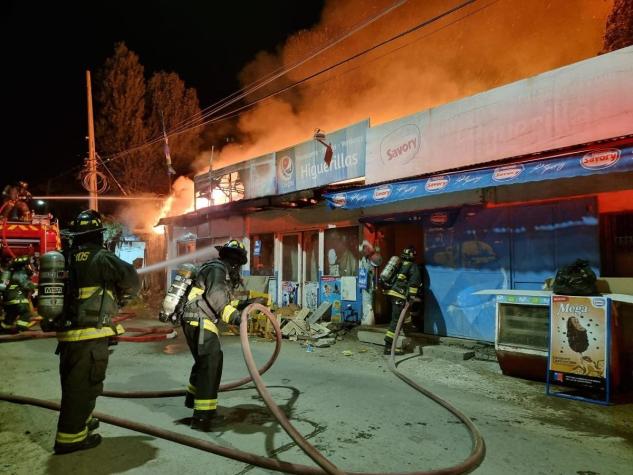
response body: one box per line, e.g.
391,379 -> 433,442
552,296 -> 569,303
331,194 -> 347,207
580,149 -> 620,170
493,165 -> 524,182
380,124 -> 421,165
430,212 -> 448,225
373,185 -> 392,201
425,176 -> 449,192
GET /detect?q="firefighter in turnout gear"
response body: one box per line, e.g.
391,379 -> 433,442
383,246 -> 421,355
51,210 -> 139,455
182,239 -> 247,432
0,255 -> 37,332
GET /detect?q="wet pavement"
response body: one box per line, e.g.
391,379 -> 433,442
1,316 -> 632,475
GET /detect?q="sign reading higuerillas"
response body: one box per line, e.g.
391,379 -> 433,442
276,120 -> 368,194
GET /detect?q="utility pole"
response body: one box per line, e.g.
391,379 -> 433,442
86,70 -> 98,211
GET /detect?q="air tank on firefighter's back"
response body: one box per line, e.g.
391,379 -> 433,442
159,263 -> 197,324
380,255 -> 401,286
38,251 -> 66,319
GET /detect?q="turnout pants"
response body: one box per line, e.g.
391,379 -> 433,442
55,338 -> 109,447
385,297 -> 406,347
183,321 -> 223,417
2,303 -> 34,331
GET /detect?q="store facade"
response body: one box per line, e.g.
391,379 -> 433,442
162,46 -> 633,342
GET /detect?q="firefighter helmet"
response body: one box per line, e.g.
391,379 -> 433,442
401,246 -> 416,261
9,255 -> 34,274
69,209 -> 105,235
216,239 -> 248,266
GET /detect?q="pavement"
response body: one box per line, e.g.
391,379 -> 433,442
0,316 -> 632,475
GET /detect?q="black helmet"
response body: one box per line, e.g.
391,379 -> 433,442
401,246 -> 416,261
9,255 -> 34,275
216,239 -> 247,266
69,209 -> 105,235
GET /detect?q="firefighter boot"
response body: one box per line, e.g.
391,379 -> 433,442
191,411 -> 225,432
54,434 -> 102,455
87,417 -> 100,431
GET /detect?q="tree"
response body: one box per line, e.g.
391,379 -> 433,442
602,0 -> 633,53
145,71 -> 202,180
95,42 -> 155,193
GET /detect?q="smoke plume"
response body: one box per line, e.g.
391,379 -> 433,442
199,0 -> 612,170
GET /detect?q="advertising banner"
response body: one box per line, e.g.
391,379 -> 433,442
319,276 -> 342,322
549,295 -> 608,392
365,47 -> 633,184
324,145 -> 633,210
276,120 -> 368,195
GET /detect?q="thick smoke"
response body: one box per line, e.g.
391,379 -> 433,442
117,176 -> 194,233
202,0 -> 612,170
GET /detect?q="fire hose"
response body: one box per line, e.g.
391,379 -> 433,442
0,313 -> 174,343
0,303 -> 486,474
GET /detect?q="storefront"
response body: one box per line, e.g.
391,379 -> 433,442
162,46 -> 633,342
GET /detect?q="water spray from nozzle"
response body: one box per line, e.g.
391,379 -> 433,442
137,245 -> 219,275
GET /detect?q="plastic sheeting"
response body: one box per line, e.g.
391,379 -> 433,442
423,198 -> 599,341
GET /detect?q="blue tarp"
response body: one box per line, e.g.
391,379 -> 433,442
324,146 -> 633,209
422,199 -> 599,342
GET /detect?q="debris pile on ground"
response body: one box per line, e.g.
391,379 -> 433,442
278,302 -> 337,343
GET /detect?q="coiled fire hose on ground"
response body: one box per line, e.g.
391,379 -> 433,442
0,302 -> 486,474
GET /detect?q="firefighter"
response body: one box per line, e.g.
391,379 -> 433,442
0,255 -> 37,332
51,209 -> 139,455
383,246 -> 421,355
181,239 -> 247,432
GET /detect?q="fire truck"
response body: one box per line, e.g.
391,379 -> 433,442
0,214 -> 62,260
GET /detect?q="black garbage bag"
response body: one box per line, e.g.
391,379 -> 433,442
552,259 -> 598,296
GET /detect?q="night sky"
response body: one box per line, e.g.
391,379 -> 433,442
2,1 -> 324,191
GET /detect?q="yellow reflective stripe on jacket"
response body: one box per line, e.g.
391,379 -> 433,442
384,289 -> 406,299
187,384 -> 197,395
55,427 -> 88,444
56,324 -> 125,342
386,330 -> 395,338
186,318 -> 218,335
5,299 -> 29,305
194,398 -> 218,411
1,322 -> 15,330
78,286 -> 115,300
408,287 -> 418,295
187,286 -> 204,301
16,320 -> 34,328
221,305 -> 237,324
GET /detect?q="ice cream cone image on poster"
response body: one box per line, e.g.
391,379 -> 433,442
550,296 -> 607,385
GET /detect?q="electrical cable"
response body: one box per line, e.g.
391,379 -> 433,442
95,0 -> 479,170
164,0 -> 408,136
92,0 -> 409,168
163,0 -> 477,139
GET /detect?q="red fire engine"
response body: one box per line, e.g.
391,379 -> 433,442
0,215 -> 61,259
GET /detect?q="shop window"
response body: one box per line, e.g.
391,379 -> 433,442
324,227 -> 359,276
282,234 -> 299,281
250,233 -> 274,276
177,240 -> 195,256
304,230 -> 319,282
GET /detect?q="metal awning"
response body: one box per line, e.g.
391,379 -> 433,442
323,143 -> 633,210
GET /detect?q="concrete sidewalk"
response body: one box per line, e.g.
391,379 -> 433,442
1,317 -> 632,475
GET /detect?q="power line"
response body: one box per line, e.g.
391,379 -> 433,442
165,0 -> 408,136
98,0 -> 409,164
99,0 -> 479,167
155,0 -> 501,135
49,0 -> 482,182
